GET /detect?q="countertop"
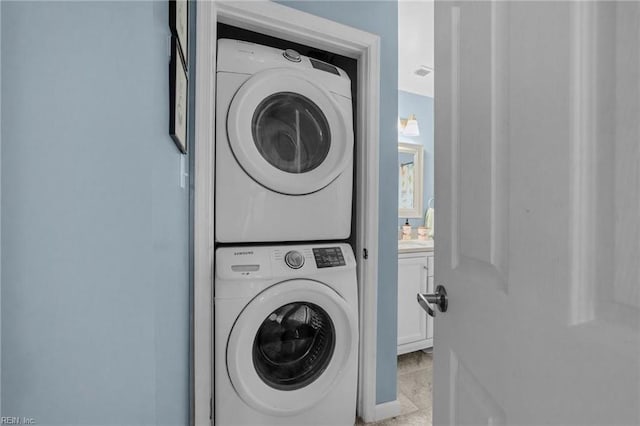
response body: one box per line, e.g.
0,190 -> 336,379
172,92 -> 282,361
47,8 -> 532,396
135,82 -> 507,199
398,238 -> 434,254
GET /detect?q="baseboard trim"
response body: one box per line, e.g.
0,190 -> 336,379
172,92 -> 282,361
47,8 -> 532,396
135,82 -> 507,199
372,399 -> 401,422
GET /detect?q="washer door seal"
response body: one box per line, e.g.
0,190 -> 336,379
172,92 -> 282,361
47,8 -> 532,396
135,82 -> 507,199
252,301 -> 336,391
226,279 -> 358,416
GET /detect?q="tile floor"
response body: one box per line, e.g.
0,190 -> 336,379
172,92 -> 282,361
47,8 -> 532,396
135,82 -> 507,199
357,350 -> 433,425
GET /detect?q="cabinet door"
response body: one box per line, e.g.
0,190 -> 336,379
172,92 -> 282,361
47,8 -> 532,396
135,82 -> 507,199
397,254 -> 429,354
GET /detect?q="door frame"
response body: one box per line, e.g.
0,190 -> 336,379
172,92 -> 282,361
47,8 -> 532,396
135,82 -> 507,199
193,1 -> 382,424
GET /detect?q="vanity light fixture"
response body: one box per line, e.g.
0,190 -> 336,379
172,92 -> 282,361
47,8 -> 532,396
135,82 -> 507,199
399,114 -> 420,137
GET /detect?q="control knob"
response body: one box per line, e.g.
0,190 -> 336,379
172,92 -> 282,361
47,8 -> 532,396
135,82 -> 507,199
284,250 -> 305,269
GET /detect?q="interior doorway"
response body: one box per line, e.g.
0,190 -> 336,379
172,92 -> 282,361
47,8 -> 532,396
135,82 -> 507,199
394,0 -> 435,424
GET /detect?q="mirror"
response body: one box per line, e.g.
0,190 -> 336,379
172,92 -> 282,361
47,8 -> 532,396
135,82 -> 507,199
398,142 -> 424,218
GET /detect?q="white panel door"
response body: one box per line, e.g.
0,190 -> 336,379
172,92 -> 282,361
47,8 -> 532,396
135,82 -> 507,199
432,1 -> 640,424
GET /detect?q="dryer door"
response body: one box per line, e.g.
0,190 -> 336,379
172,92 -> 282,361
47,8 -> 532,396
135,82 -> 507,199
227,68 -> 353,195
226,279 -> 358,416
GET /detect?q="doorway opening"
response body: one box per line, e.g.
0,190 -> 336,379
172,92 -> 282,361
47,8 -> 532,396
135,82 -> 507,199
395,0 -> 435,424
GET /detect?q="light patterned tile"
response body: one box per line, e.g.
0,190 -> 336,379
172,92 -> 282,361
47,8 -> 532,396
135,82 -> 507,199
372,409 -> 431,426
358,351 -> 434,425
398,368 -> 432,410
397,390 -> 419,416
397,350 -> 433,376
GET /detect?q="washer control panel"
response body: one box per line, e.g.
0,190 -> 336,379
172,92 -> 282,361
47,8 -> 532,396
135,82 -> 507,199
313,247 -> 345,268
216,244 -> 354,280
284,250 -> 305,269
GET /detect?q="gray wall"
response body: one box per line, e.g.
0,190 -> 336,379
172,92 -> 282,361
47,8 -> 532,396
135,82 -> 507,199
1,2 -> 189,424
276,1 -> 399,404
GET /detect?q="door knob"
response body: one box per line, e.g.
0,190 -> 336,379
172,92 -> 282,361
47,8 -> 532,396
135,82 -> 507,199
417,285 -> 448,317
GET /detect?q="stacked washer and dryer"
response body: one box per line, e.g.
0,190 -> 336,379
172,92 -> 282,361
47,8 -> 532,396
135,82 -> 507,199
214,39 -> 359,425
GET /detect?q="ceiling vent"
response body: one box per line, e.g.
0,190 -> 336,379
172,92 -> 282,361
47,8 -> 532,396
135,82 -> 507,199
414,65 -> 433,77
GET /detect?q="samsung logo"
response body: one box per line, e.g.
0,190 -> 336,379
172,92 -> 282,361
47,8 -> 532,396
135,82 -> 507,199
233,251 -> 254,256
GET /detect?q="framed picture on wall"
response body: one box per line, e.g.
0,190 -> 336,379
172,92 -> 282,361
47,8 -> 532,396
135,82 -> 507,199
169,0 -> 188,66
170,36 -> 188,154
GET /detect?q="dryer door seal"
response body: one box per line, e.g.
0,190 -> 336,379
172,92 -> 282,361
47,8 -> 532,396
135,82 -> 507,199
226,279 -> 358,416
227,68 -> 353,195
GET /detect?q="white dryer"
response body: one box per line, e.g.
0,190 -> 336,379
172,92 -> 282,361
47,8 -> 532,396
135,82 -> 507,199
215,243 -> 359,425
215,39 -> 354,243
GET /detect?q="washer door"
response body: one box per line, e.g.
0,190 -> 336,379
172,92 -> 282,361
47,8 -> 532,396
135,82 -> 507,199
226,279 -> 358,416
227,68 -> 353,195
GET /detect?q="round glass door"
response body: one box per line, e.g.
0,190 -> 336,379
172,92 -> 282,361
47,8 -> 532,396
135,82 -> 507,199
253,302 -> 335,391
226,280 -> 357,416
227,68 -> 353,195
252,93 -> 331,174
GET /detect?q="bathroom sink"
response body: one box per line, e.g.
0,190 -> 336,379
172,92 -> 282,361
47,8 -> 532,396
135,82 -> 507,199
398,239 -> 434,251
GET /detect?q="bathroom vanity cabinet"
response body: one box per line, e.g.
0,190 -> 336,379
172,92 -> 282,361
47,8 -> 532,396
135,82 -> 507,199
397,245 -> 434,354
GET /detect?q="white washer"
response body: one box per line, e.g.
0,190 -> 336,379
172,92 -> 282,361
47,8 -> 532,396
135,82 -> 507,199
215,243 -> 359,425
215,39 -> 354,243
